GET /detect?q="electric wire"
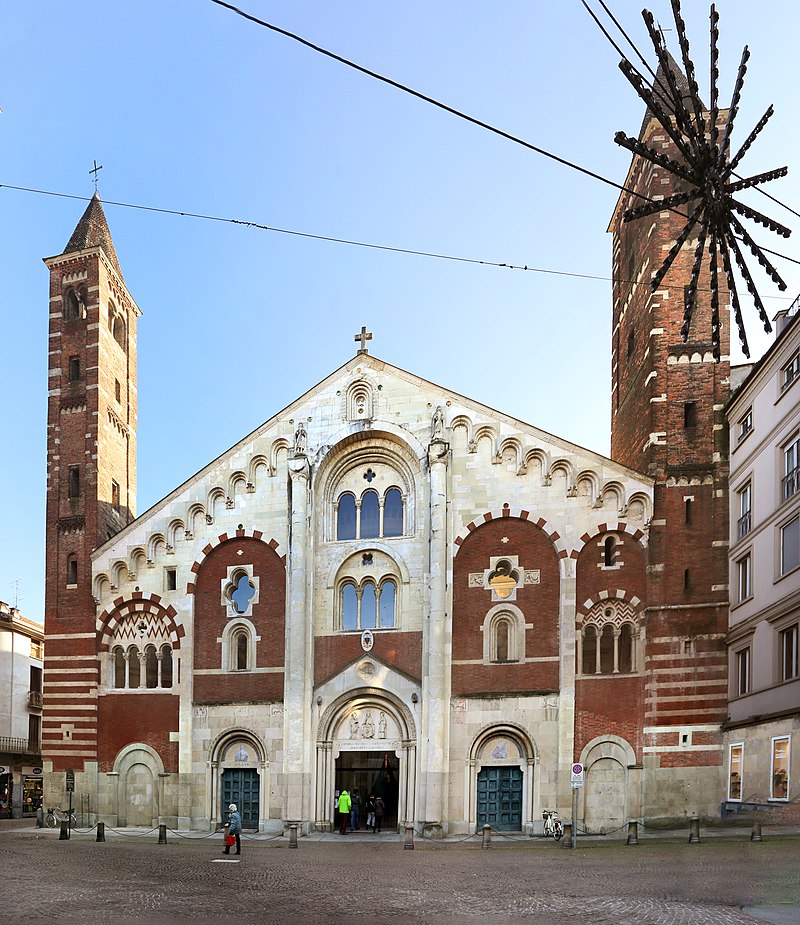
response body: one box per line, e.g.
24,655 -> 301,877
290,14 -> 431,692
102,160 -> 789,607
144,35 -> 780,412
207,0 -> 799,268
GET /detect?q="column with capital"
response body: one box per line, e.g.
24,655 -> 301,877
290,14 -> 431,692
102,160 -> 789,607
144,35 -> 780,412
284,451 -> 313,828
421,433 -> 451,836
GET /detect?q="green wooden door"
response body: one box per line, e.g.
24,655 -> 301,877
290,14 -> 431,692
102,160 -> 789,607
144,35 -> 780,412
476,766 -> 523,831
221,769 -> 259,828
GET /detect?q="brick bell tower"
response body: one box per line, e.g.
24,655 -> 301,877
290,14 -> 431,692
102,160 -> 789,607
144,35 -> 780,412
42,194 -> 140,781
608,59 -> 730,813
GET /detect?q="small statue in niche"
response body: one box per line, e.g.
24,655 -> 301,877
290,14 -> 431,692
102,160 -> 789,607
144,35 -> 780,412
294,421 -> 308,456
378,711 -> 387,739
362,710 -> 375,739
431,405 -> 445,440
349,712 -> 360,739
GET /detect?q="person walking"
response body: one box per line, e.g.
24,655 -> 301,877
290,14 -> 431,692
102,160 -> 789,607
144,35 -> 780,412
223,803 -> 242,855
374,795 -> 385,833
365,794 -> 376,832
350,788 -> 361,831
337,788 -> 351,835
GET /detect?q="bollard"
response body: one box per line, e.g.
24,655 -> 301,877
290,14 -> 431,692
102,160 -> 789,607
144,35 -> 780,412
36,807 -> 44,828
481,824 -> 492,848
626,821 -> 639,846
288,822 -> 298,848
750,821 -> 762,843
404,824 -> 414,850
562,821 -> 573,848
96,821 -> 106,842
688,816 -> 701,844
59,820 -> 69,840
158,823 -> 167,845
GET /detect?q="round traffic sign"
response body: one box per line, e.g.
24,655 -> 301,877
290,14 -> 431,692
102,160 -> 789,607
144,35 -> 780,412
572,763 -> 583,775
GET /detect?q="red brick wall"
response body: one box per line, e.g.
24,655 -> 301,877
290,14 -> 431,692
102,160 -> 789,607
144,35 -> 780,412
575,676 -> 644,760
98,695 -> 179,772
315,632 -> 422,686
452,517 -> 560,696
192,537 -> 286,704
575,529 -> 646,607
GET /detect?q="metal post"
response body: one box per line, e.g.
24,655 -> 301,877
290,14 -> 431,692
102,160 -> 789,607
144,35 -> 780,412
481,824 -> 492,848
572,786 -> 578,850
158,823 -> 167,844
750,820 -> 762,842
626,820 -> 639,845
59,820 -> 69,840
96,821 -> 105,842
404,824 -> 414,850
68,790 -> 73,839
289,823 -> 298,848
562,821 -> 573,848
688,816 -> 700,844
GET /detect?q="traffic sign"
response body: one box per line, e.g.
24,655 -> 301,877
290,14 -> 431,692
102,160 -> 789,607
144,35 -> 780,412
570,763 -> 584,786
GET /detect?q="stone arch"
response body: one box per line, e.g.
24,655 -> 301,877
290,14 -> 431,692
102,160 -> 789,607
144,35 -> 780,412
97,593 -> 184,652
208,727 -> 269,830
315,430 -> 422,543
454,508 -> 570,561
472,425 -> 497,458
187,529 -> 285,595
579,735 -> 637,834
318,686 -> 416,743
249,454 -> 271,483
576,469 -> 600,504
186,503 -> 205,537
207,487 -> 226,522
110,559 -> 128,589
167,519 -> 186,548
450,414 -> 473,449
625,491 -> 651,525
600,480 -> 625,512
498,436 -> 523,469
113,742 -> 165,828
481,603 -> 527,663
573,520 -> 648,559
345,378 -> 374,421
228,470 -> 248,500
129,548 -> 147,578
520,447 -> 548,478
94,572 -> 111,600
270,438 -> 290,474
548,458 -> 574,495
467,722 -> 539,835
148,533 -> 166,563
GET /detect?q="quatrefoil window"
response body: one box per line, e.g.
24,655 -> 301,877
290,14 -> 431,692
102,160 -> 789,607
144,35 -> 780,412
222,567 -> 259,617
231,575 -> 256,613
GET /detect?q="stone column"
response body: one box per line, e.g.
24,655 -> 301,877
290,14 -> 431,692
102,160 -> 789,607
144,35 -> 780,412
422,437 -> 450,836
284,453 -> 312,827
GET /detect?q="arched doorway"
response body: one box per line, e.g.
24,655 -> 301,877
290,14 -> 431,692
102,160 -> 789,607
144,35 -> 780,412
210,730 -> 268,830
315,689 -> 417,832
468,725 -> 538,835
112,743 -> 165,828
579,736 -> 637,835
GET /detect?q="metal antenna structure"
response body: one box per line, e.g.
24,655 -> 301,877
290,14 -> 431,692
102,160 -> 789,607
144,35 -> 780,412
613,0 -> 790,359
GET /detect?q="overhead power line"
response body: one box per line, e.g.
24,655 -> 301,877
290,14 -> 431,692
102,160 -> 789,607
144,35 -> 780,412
3,182 -> 798,287
208,0 -> 799,264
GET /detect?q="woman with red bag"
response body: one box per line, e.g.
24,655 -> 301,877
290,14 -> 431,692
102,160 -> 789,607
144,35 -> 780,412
223,803 -> 242,855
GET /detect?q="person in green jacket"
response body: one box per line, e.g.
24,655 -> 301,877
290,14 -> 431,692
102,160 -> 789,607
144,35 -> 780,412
337,789 -> 351,835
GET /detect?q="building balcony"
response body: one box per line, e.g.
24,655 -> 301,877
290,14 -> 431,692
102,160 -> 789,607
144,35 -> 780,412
737,511 -> 751,539
28,690 -> 43,710
0,736 -> 40,757
783,467 -> 799,502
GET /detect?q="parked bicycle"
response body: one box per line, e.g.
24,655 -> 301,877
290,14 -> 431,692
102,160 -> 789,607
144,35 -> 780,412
45,807 -> 77,829
542,809 -> 563,840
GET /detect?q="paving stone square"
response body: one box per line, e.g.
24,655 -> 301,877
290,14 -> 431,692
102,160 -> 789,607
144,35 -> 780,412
2,825 -> 799,924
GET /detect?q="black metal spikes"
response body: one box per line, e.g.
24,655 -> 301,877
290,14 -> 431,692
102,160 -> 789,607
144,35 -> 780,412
615,0 -> 789,359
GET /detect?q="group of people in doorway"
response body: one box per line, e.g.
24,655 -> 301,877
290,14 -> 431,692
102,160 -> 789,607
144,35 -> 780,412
336,788 -> 384,835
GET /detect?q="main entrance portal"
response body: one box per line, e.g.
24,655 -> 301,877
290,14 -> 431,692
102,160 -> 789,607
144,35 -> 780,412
335,751 -> 399,829
221,768 -> 260,829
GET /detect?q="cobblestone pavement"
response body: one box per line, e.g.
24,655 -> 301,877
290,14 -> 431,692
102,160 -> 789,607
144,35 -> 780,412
1,828 -> 799,924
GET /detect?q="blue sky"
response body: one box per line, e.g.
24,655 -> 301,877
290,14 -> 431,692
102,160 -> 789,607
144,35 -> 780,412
2,1 -> 799,620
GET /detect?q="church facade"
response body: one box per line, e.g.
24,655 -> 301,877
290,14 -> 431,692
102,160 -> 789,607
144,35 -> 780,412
40,90 -> 732,834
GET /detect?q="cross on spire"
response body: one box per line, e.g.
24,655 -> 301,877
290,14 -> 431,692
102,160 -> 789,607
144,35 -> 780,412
89,159 -> 103,192
354,325 -> 373,354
